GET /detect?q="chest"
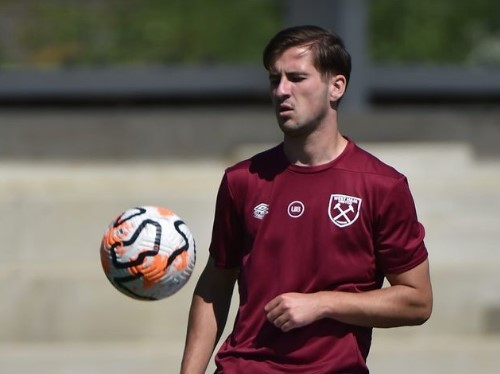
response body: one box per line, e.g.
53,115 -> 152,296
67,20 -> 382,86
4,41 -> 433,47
244,171 -> 374,237
239,172 -> 380,287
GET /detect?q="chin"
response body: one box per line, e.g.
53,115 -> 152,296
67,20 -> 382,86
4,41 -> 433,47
278,119 -> 295,133
280,124 -> 311,138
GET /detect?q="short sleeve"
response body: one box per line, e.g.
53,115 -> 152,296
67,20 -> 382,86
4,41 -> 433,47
209,172 -> 244,269
374,176 -> 428,275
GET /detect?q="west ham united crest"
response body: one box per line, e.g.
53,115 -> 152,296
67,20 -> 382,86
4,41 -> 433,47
328,194 -> 362,228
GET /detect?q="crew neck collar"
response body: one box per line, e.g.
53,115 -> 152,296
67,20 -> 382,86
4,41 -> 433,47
280,138 -> 353,174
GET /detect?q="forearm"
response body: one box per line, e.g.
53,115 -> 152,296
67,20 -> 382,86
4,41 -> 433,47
180,294 -> 220,374
321,260 -> 432,328
318,284 -> 432,328
180,257 -> 237,374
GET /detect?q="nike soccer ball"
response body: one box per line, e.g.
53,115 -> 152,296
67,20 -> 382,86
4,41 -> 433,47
100,206 -> 196,300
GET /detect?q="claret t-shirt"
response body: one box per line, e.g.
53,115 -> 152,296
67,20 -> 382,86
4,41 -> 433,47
210,140 -> 428,373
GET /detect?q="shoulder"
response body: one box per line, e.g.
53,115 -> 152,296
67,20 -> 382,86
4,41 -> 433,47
221,144 -> 286,200
225,144 -> 288,181
341,140 -> 404,181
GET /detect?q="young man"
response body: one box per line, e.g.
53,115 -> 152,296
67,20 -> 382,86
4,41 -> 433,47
181,25 -> 432,373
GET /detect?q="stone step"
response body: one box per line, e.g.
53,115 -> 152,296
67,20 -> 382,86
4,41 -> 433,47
0,341 -> 184,374
0,161 -> 223,264
0,260 -> 203,343
369,334 -> 500,374
1,335 -> 500,374
1,259 -> 499,341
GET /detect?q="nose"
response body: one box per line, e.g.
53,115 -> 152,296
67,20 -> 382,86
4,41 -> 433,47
274,76 -> 291,98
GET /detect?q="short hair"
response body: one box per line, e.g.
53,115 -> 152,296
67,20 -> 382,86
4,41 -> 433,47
263,25 -> 351,86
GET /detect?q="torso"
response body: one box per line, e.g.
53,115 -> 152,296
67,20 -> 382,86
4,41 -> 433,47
210,140 -> 427,373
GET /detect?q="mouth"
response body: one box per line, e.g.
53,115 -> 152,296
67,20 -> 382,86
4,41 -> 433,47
278,103 -> 293,116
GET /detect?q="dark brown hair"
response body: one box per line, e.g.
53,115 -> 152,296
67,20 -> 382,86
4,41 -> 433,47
263,25 -> 351,85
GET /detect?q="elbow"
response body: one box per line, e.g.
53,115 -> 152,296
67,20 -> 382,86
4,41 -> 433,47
412,296 -> 433,326
414,307 -> 432,326
421,301 -> 433,325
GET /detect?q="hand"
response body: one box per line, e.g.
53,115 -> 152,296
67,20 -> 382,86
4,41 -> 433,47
264,292 -> 323,332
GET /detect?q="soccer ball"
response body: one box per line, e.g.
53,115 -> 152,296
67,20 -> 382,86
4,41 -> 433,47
100,206 -> 196,300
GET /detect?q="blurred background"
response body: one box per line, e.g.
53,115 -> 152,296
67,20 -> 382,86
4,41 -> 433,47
0,0 -> 499,373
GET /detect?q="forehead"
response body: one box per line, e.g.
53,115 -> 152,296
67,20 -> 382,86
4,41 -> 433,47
270,46 -> 317,73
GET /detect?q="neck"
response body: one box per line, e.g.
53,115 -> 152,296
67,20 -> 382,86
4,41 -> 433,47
284,131 -> 348,167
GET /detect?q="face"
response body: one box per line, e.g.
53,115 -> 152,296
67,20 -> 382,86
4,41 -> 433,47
268,46 -> 336,137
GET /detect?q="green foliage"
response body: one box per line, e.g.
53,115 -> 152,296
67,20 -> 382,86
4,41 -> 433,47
0,0 -> 282,66
0,0 -> 499,66
370,0 -> 500,64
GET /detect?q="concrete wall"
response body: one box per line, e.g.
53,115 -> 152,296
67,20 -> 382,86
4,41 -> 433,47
1,106 -> 500,161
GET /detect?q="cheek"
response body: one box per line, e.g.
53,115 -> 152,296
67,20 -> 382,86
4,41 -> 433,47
302,91 -> 328,111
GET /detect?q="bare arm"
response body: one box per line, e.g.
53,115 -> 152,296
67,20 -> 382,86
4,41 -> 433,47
180,257 -> 238,374
265,259 -> 432,331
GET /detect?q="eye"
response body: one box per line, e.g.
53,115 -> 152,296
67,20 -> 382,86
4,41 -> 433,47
269,75 -> 280,87
287,74 -> 306,83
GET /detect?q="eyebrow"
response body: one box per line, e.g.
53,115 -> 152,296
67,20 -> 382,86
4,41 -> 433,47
268,71 -> 309,79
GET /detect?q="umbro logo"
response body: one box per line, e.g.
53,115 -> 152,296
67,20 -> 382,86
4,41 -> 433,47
253,203 -> 269,220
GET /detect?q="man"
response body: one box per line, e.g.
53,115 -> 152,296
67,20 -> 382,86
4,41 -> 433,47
181,25 -> 432,373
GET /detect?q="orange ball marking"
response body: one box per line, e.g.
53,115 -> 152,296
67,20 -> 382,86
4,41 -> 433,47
156,207 -> 174,217
129,252 -> 169,289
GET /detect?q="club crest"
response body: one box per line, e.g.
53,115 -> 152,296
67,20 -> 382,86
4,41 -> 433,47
328,194 -> 362,228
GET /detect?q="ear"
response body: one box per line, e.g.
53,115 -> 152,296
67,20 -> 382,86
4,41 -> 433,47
329,75 -> 347,102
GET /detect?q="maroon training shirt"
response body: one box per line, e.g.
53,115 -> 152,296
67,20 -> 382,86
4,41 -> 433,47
209,140 -> 428,373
